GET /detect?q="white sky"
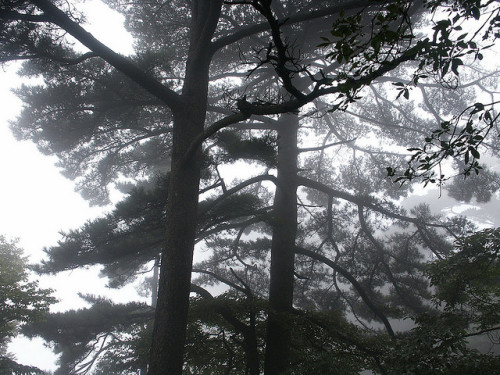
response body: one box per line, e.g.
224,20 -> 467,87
1,1 -> 499,372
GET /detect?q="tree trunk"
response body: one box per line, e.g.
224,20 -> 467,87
264,113 -> 299,375
148,2 -> 222,374
245,307 -> 260,375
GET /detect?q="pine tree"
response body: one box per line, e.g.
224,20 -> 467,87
0,235 -> 55,375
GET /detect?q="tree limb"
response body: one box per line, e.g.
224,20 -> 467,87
295,246 -> 395,337
212,0 -> 373,52
31,0 -> 184,111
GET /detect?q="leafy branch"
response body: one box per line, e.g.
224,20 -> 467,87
388,101 -> 499,185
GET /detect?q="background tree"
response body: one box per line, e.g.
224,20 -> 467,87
22,295 -> 152,375
0,235 -> 55,375
382,228 -> 500,374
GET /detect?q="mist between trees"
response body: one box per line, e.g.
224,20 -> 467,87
1,0 -> 500,374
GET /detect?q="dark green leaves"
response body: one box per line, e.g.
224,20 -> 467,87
0,357 -> 46,375
390,101 -> 498,185
0,236 -> 55,374
426,228 -> 500,327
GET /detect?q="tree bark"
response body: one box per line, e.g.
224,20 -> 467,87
264,113 -> 298,375
147,2 -> 222,374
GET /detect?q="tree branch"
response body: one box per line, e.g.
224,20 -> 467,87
212,0 -> 372,52
0,9 -> 49,22
199,174 -> 278,218
183,111 -> 250,164
295,246 -> 395,337
192,269 -> 248,295
234,41 -> 424,116
357,206 -> 425,314
297,175 -> 444,228
31,0 -> 184,111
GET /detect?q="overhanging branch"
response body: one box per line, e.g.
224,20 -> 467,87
297,175 -> 446,228
295,246 -> 395,337
31,0 -> 184,111
212,0 -> 372,52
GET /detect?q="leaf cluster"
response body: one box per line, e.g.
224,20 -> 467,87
426,227 -> 500,327
0,236 -> 55,346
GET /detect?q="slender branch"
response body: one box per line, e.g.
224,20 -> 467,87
295,246 -> 395,337
0,9 -> 49,22
230,267 -> 254,298
297,175 -> 445,228
252,0 -> 306,99
192,269 -> 248,295
236,42 -> 424,116
298,139 -> 356,153
357,206 -> 424,314
461,325 -> 500,340
0,51 -> 98,65
190,284 -> 248,333
199,174 -> 278,217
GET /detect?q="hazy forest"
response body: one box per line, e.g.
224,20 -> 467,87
1,0 -> 500,374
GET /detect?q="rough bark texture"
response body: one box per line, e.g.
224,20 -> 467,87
264,114 -> 299,375
147,2 -> 223,374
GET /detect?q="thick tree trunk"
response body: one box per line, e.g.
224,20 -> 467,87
264,114 -> 299,375
147,74 -> 204,375
148,2 -> 222,374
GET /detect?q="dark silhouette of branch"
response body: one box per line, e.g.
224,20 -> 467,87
31,0 -> 184,111
295,246 -> 395,337
199,174 -> 278,217
357,206 -> 426,314
192,269 -> 248,295
212,0 -> 373,52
